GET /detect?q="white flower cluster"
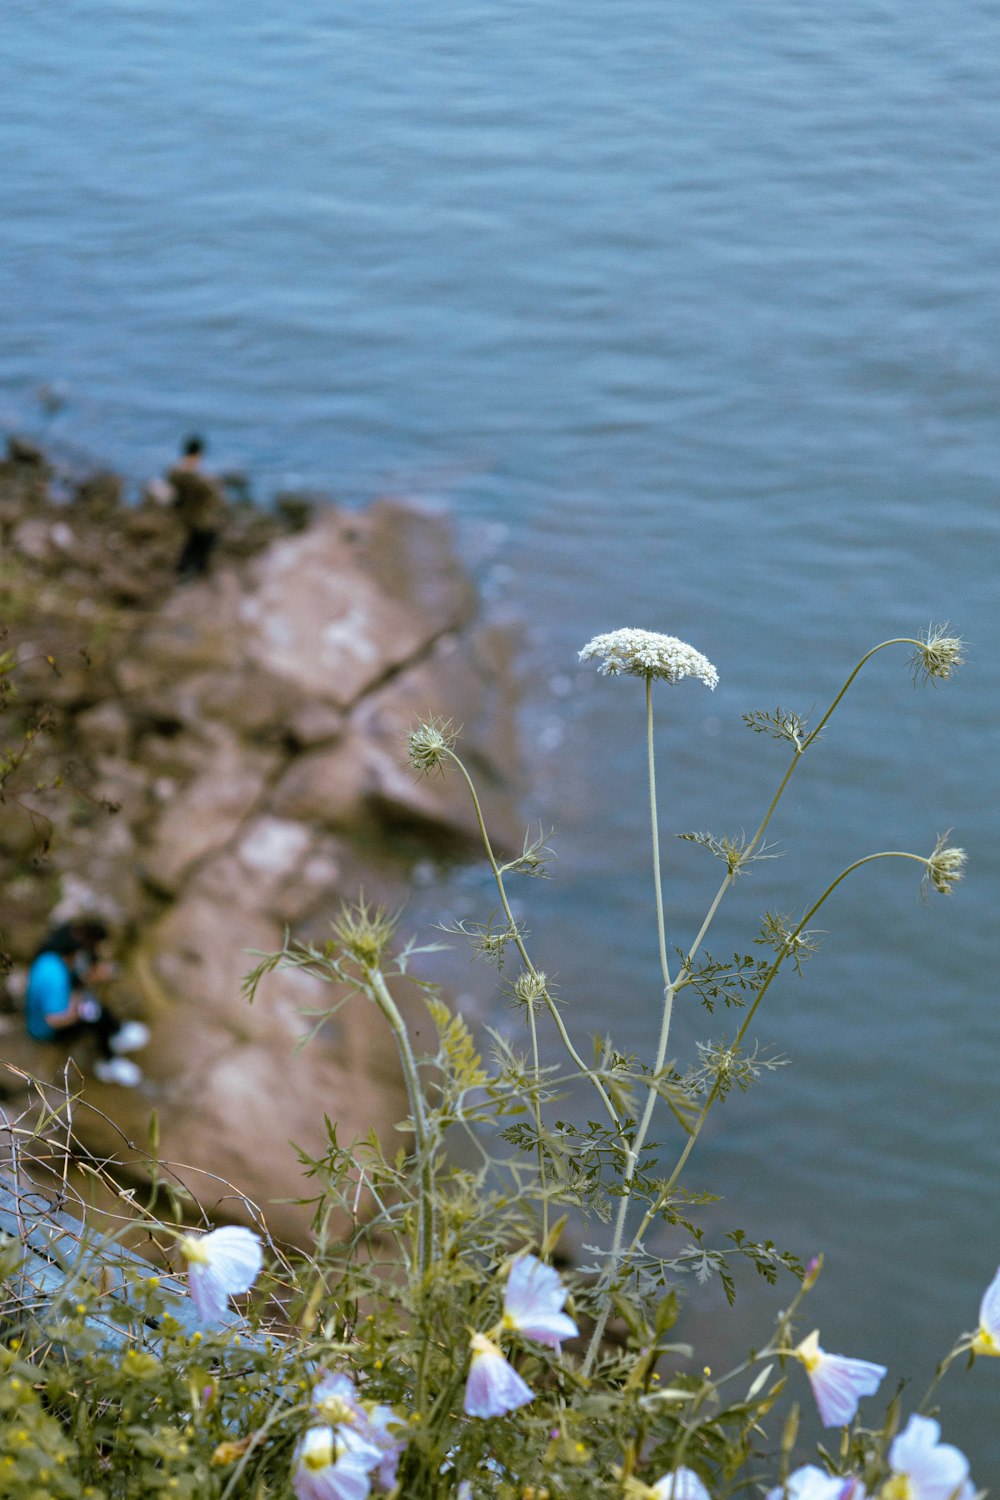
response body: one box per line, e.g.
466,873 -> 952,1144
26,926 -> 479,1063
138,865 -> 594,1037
579,628 -> 719,689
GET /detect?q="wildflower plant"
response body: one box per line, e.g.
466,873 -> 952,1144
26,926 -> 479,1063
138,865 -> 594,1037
0,623 -> 988,1498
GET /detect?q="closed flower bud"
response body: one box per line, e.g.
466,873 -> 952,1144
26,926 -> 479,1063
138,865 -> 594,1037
909,626 -> 965,684
407,717 -> 458,775
924,833 -> 967,896
513,971 -> 549,1009
332,899 -> 398,968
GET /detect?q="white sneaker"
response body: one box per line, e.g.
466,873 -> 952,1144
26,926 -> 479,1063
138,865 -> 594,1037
109,1021 -> 151,1055
93,1056 -> 143,1087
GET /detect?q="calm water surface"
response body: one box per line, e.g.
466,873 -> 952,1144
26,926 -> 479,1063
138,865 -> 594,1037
3,0 -> 1000,1472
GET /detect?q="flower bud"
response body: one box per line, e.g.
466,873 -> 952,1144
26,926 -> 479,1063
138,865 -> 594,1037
407,717 -> 458,775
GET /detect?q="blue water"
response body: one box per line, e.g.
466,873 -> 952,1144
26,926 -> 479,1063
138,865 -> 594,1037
3,0 -> 1000,1475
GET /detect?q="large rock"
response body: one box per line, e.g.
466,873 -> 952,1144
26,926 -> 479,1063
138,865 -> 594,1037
78,887 -> 419,1243
140,730 -> 278,894
238,502 -> 476,708
0,468 -> 520,1247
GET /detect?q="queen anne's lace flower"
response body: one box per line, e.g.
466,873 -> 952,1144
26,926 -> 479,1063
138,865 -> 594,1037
884,1414 -> 973,1500
292,1425 -> 380,1500
579,629 -> 719,689
463,1333 -> 534,1418
651,1467 -> 713,1500
502,1253 -> 578,1349
793,1329 -> 886,1428
179,1225 -> 263,1323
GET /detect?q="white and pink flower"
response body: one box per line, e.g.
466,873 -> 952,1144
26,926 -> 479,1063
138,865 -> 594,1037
179,1225 -> 263,1324
793,1328 -> 885,1428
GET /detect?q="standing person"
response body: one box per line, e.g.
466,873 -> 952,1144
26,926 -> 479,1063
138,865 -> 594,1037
168,434 -> 224,580
25,919 -> 149,1087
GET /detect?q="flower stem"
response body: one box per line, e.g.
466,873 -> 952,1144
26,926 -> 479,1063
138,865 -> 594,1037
647,673 -> 674,994
676,636 -> 926,988
630,850 -> 934,1250
445,748 -> 621,1131
586,640 -> 931,1368
583,676 -> 676,1371
368,967 -> 435,1283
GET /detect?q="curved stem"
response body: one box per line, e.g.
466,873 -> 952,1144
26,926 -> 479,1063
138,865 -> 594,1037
676,636 -> 924,987
219,1397 -> 306,1500
585,641 -> 929,1366
445,749 -> 621,1131
526,997 -> 548,1246
919,1340 -> 972,1411
630,850 -> 933,1251
369,967 -> 435,1285
802,639 -> 924,750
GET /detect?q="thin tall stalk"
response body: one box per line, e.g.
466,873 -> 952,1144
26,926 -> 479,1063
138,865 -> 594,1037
445,748 -> 622,1139
369,966 -> 435,1282
583,638 -> 945,1370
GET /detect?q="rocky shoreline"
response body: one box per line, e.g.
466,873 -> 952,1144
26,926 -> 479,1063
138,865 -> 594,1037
0,437 -> 521,1242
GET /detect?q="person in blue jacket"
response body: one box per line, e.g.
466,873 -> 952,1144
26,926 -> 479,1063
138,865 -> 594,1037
25,919 -> 149,1087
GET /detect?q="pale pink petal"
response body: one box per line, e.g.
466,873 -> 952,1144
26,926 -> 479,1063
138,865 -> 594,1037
503,1254 -> 578,1348
187,1262 -> 229,1323
795,1334 -> 885,1429
463,1334 -> 534,1418
198,1226 -> 263,1291
651,1467 -> 713,1500
766,1467 -> 860,1500
977,1265 -> 1000,1340
292,1428 -> 373,1500
807,1352 -> 885,1427
888,1414 -> 970,1499
181,1225 -> 262,1324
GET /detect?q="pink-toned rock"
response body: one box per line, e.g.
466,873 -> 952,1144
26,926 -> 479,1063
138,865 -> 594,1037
3,465 -> 520,1248
268,730 -> 373,832
140,731 -> 278,894
131,570 -> 248,678
238,503 -> 475,709
353,624 -> 523,854
91,889 -> 417,1242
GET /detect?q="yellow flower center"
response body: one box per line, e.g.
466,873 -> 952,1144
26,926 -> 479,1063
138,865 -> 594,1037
881,1478 -> 914,1500
180,1235 -> 210,1265
316,1396 -> 356,1426
972,1326 -> 999,1356
793,1329 -> 822,1373
303,1436 -> 334,1472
